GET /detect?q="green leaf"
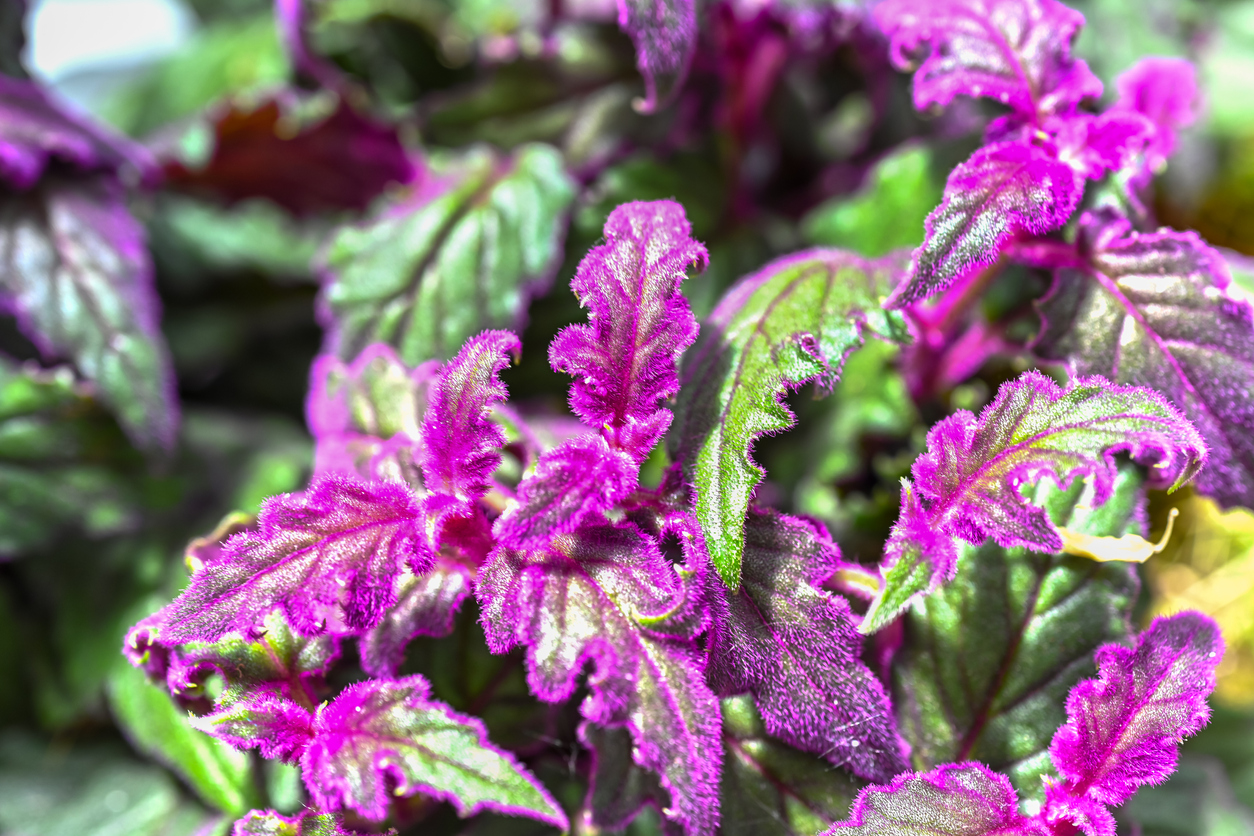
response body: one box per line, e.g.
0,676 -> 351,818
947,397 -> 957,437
669,249 -> 909,587
0,731 -> 217,836
107,661 -> 260,815
890,465 -> 1143,801
0,358 -> 144,557
802,145 -> 941,257
718,696 -> 863,836
232,809 -> 348,836
0,177 -> 179,450
320,142 -> 576,366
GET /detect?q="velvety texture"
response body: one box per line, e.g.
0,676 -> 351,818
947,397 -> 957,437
617,0 -> 699,112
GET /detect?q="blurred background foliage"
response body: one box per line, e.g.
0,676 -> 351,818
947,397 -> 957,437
2,0 -> 1254,834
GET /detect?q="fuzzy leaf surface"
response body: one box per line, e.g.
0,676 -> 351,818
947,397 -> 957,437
824,762 -> 1044,835
1112,57 -> 1198,168
232,809 -> 351,836
319,143 -> 575,366
1035,213 -> 1254,507
618,0 -> 698,112
670,249 -> 907,587
477,524 -> 721,836
719,696 -> 864,836
892,467 -> 1141,800
160,476 -> 429,642
873,0 -> 1101,120
0,176 -> 178,449
306,343 -> 437,484
888,141 -> 1081,307
708,510 -> 906,782
1045,612 -> 1223,824
301,675 -> 567,827
550,199 -> 708,454
193,693 -> 316,763
359,559 -> 473,678
865,371 -> 1205,632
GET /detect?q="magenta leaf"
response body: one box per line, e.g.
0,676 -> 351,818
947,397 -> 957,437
1035,211 -> 1254,507
0,75 -> 153,188
708,509 -> 906,782
477,524 -> 722,836
159,476 -> 431,643
617,0 -> 698,113
306,344 -> 438,484
359,558 -> 473,678
231,809 -> 357,836
888,141 -> 1082,307
581,723 -> 673,833
1112,56 -> 1199,169
873,0 -> 1101,122
863,370 -> 1206,632
824,762 -> 1044,835
493,434 -> 638,551
419,329 -> 519,504
301,675 -> 568,828
550,199 -> 708,457
0,175 -> 178,450
1043,612 -> 1223,832
193,693 -> 315,763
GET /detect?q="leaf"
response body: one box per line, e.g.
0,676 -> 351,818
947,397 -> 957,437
708,510 -> 906,782
301,675 -> 568,828
0,75 -> 153,188
307,343 -> 438,484
891,465 -> 1142,801
549,199 -> 708,455
193,693 -> 316,763
0,175 -> 179,450
581,722 -> 672,833
163,94 -> 413,217
669,248 -> 908,587
419,330 -> 519,504
359,558 -> 473,678
872,0 -> 1101,121
1112,56 -> 1199,169
823,762 -> 1043,835
802,145 -> 942,258
107,661 -> 260,815
493,434 -> 638,551
1034,212 -> 1254,507
159,475 -> 430,643
319,143 -> 576,367
887,141 -> 1082,308
477,524 -> 722,836
232,809 -> 353,836
617,0 -> 698,112
1044,612 -> 1223,829
163,610 -> 340,706
1116,754 -> 1254,836
719,696 -> 864,836
0,358 -> 145,557
864,370 -> 1206,633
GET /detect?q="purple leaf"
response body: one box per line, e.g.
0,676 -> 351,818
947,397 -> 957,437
1044,612 -> 1223,829
274,0 -> 347,91
824,762 -> 1045,835
477,524 -> 722,836
232,809 -> 360,836
873,0 -> 1101,122
359,557 -> 473,678
581,722 -> 676,835
617,0 -> 698,113
419,329 -> 519,504
0,175 -> 179,449
192,692 -> 315,762
1035,211 -> 1254,506
1112,56 -> 1199,169
550,199 -> 708,457
301,675 -> 568,828
306,344 -> 438,484
707,509 -> 907,782
0,75 -> 153,188
1049,111 -> 1154,180
493,434 -> 638,551
888,140 -> 1082,307
864,370 -> 1205,632
159,476 -> 431,643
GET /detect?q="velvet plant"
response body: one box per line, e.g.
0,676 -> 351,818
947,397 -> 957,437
0,0 -> 1250,834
